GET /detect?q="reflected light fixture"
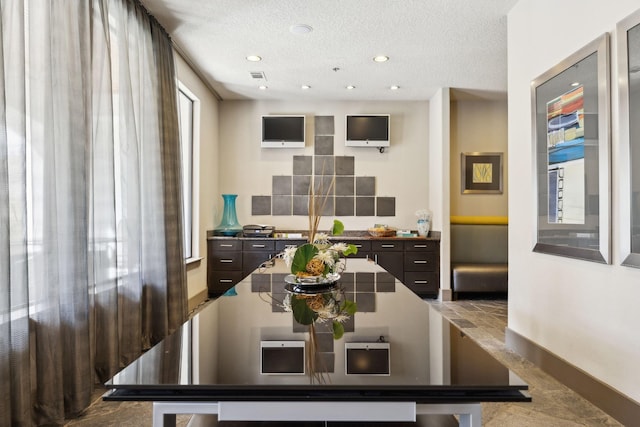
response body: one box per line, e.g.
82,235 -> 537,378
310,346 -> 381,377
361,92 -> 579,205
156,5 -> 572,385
390,85 -> 400,90
301,85 -> 311,90
346,85 -> 356,90
571,81 -> 580,87
259,85 -> 268,90
246,55 -> 262,62
373,55 -> 389,62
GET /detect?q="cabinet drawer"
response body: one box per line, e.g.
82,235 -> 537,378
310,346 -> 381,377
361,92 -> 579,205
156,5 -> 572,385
243,240 -> 276,251
371,240 -> 403,251
209,239 -> 242,251
208,271 -> 244,295
347,240 -> 371,258
404,240 -> 439,251
243,251 -> 275,276
403,252 -> 437,271
275,239 -> 307,252
403,272 -> 439,297
373,251 -> 404,282
210,252 -> 242,270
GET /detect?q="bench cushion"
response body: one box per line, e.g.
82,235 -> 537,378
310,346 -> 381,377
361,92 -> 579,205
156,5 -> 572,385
452,263 -> 508,293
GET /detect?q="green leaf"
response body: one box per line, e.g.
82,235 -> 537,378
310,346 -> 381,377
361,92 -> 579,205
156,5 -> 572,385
290,295 -> 318,325
331,219 -> 345,236
342,300 -> 357,316
291,243 -> 318,274
332,321 -> 345,339
342,243 -> 358,256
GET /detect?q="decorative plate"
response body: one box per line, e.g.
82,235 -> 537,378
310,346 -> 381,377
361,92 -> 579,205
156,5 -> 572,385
284,283 -> 337,294
284,273 -> 340,287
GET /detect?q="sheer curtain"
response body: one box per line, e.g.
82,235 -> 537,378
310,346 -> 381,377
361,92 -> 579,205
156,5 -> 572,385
0,1 -> 188,425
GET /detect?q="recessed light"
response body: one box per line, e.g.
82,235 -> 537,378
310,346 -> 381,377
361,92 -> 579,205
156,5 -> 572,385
346,85 -> 356,90
246,55 -> 262,62
390,85 -> 400,90
301,85 -> 311,90
571,82 -> 580,87
290,24 -> 313,34
259,85 -> 268,90
373,55 -> 389,62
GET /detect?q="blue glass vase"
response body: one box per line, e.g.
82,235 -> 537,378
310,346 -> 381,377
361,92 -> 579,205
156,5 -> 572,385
214,194 -> 242,236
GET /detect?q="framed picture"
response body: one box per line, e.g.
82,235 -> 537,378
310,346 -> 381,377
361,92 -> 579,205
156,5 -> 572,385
531,33 -> 610,263
617,9 -> 640,268
461,152 -> 503,194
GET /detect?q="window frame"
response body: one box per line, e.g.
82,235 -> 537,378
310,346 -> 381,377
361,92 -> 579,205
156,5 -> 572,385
177,80 -> 201,263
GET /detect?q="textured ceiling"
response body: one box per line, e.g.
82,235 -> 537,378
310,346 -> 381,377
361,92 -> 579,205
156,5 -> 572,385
140,0 -> 519,101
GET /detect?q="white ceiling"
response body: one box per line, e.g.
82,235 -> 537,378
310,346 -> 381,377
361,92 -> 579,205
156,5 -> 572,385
140,0 -> 519,101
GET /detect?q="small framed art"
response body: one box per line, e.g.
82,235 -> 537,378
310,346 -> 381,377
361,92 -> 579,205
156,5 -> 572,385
461,152 -> 503,194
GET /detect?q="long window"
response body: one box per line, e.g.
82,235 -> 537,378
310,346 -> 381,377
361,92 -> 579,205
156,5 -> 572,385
178,81 -> 200,261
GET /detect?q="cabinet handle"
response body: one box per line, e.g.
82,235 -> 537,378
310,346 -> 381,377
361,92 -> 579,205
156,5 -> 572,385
381,244 -> 395,248
252,244 -> 266,248
414,260 -> 428,264
415,280 -> 428,284
220,259 -> 233,263
374,254 -> 378,264
413,244 -> 427,248
220,279 -> 233,283
354,244 -> 363,248
219,244 -> 234,248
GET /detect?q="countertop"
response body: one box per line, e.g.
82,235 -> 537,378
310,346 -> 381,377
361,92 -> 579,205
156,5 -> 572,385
206,229 -> 441,241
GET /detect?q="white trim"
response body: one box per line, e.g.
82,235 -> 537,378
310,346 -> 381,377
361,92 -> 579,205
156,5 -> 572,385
151,401 -> 483,427
185,256 -> 203,265
177,80 -> 201,261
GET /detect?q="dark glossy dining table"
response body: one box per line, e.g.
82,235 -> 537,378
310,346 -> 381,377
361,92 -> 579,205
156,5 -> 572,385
104,258 -> 529,426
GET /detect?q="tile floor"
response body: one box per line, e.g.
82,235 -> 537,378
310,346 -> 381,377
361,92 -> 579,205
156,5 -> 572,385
66,299 -> 622,426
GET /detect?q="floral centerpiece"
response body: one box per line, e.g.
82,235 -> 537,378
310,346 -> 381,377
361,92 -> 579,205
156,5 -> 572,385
279,175 -> 359,340
274,179 -> 360,382
282,220 -> 358,282
282,287 -> 357,340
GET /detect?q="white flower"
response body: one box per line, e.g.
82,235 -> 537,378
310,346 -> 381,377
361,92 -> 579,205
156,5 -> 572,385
315,299 -> 336,318
315,250 -> 336,267
333,313 -> 350,323
329,242 -> 348,253
281,294 -> 292,312
282,246 -> 297,267
314,233 -> 330,244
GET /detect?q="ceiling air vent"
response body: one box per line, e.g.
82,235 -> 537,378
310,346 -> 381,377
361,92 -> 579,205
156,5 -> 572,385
250,71 -> 266,80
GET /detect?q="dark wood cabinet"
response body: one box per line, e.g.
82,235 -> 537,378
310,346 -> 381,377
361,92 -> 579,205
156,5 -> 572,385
242,239 -> 276,277
347,240 -> 372,259
403,240 -> 440,298
370,240 -> 404,282
206,239 -> 242,296
207,233 -> 440,299
275,239 -> 307,252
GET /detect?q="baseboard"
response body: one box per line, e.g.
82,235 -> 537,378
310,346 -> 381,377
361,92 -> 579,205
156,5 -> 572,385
505,327 -> 640,426
188,289 -> 209,313
439,288 -> 453,301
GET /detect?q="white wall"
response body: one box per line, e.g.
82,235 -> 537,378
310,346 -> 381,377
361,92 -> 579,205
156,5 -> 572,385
175,52 -> 220,301
508,0 -> 640,402
429,89 -> 451,298
217,100 -> 430,232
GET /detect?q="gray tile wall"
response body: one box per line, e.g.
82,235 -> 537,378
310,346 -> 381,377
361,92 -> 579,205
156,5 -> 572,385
251,115 -> 395,217
251,269 -> 396,373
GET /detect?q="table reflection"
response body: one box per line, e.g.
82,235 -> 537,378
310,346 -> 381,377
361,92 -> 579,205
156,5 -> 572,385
107,259 -> 523,392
